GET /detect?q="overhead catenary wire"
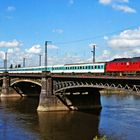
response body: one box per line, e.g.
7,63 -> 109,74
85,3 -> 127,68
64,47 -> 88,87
53,25 -> 139,45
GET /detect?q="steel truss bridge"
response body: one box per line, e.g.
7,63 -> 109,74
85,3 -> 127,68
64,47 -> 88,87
0,73 -> 140,95
53,75 -> 140,95
0,72 -> 140,111
54,80 -> 140,95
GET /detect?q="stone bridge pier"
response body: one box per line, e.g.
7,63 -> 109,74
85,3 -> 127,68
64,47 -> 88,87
1,73 -> 9,97
37,73 -> 69,111
1,72 -> 21,97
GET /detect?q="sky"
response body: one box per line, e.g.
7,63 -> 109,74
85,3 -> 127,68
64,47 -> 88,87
0,0 -> 140,67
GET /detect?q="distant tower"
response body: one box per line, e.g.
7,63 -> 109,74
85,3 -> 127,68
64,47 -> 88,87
91,44 -> 96,63
23,57 -> 26,67
39,54 -> 42,66
4,52 -> 7,70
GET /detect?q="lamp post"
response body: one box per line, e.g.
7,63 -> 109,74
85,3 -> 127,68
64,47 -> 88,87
4,52 -> 7,72
91,44 -> 96,63
45,41 -> 51,70
23,57 -> 26,67
39,54 -> 42,66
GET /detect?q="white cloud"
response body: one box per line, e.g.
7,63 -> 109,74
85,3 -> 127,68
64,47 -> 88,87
103,36 -> 109,40
7,48 -> 14,54
6,6 -> 16,12
26,44 -> 42,54
0,51 -> 5,59
104,27 -> 140,58
99,0 -> 136,13
0,40 -> 22,48
132,48 -> 140,54
48,54 -> 83,65
99,0 -> 112,5
107,27 -> 140,49
99,0 -> 129,5
112,4 -> 136,13
114,0 -> 129,3
47,44 -> 58,49
102,50 -> 111,58
52,29 -> 63,34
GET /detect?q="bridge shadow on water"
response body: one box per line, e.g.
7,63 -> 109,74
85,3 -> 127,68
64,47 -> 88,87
0,97 -> 102,140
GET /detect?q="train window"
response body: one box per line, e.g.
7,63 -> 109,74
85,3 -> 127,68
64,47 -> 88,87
95,66 -> 97,69
98,65 -> 100,69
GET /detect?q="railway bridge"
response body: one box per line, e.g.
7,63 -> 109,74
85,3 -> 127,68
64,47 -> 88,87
0,72 -> 140,111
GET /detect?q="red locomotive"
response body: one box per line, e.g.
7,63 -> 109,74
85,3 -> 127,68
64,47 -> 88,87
105,57 -> 140,76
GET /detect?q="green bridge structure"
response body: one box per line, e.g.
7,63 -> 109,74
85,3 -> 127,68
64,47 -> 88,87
0,72 -> 140,111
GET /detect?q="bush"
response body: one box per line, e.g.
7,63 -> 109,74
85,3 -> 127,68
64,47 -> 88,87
93,135 -> 107,140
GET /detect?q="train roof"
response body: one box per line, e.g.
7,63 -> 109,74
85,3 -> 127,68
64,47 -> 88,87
110,57 -> 140,62
64,62 -> 105,66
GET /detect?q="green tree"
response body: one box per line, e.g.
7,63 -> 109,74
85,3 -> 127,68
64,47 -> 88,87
9,64 -> 13,69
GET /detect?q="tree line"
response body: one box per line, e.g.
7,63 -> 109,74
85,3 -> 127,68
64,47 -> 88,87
9,64 -> 21,68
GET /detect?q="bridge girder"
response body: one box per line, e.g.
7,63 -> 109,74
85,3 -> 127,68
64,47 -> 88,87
53,80 -> 140,95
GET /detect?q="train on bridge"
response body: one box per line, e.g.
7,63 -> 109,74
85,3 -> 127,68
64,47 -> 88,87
0,57 -> 140,76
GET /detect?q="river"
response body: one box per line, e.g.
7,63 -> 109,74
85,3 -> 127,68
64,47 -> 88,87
0,94 -> 140,140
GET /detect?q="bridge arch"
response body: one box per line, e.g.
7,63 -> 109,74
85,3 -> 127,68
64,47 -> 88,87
10,79 -> 41,96
11,79 -> 41,87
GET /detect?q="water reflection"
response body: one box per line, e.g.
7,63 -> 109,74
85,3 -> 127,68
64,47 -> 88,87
0,97 -> 40,140
38,111 -> 100,140
0,97 -> 101,140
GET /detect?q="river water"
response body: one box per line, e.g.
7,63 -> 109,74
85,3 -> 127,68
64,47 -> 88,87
0,94 -> 140,140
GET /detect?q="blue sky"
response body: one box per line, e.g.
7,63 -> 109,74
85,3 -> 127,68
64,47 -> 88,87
0,0 -> 140,67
